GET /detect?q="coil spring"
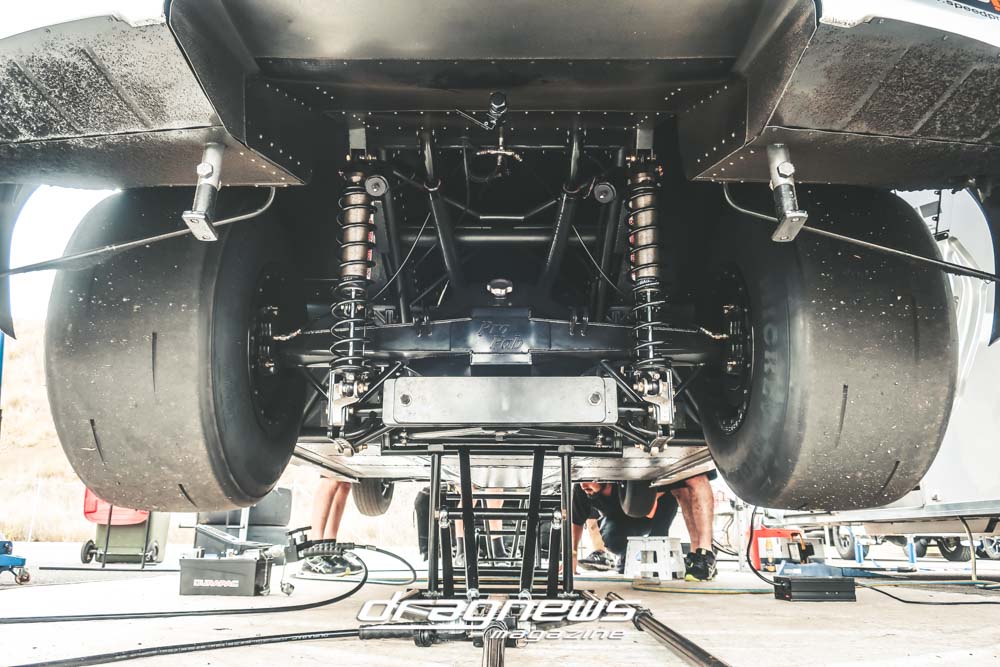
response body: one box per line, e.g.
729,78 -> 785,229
627,174 -> 667,372
330,177 -> 375,375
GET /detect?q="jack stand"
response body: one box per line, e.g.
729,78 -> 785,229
766,143 -> 808,243
380,443 -> 746,663
419,445 -> 579,600
182,143 -> 225,241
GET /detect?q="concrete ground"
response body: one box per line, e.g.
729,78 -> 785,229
3,543 -> 1000,666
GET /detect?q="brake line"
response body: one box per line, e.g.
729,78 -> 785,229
721,183 -> 1000,283
0,188 -> 277,278
0,545 -> 410,625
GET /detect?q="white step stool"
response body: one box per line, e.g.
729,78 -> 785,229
623,536 -> 685,583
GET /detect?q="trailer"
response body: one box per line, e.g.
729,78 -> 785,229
774,189 -> 1000,562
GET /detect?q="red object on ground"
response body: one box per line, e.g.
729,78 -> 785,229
747,525 -> 803,570
83,488 -> 149,525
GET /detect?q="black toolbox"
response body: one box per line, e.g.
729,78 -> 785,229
773,576 -> 856,602
179,556 -> 272,596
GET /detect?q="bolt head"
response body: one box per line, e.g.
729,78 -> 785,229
487,278 -> 514,297
776,161 -> 795,178
589,392 -> 602,405
195,162 -> 214,178
489,91 -> 507,113
364,175 -> 388,197
593,182 -> 616,204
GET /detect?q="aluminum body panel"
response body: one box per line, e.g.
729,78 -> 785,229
683,2 -> 1000,187
220,0 -> 762,60
293,442 -> 709,485
0,128 -> 295,189
0,10 -> 318,187
0,17 -> 216,144
381,376 -> 619,426
3,0 -> 999,189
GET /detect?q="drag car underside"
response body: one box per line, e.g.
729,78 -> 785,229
4,0 -> 1000,529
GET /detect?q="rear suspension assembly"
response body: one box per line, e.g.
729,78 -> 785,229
626,168 -> 674,436
329,171 -> 376,430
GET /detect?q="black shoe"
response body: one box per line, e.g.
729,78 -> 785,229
301,556 -> 345,576
579,549 -> 616,572
341,551 -> 365,574
490,537 -> 509,559
301,553 -> 358,577
684,548 -> 717,582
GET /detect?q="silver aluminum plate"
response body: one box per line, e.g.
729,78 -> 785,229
382,376 -> 618,426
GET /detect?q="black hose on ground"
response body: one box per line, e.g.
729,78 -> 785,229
0,547 -> 380,625
359,545 -> 418,586
11,628 -> 363,667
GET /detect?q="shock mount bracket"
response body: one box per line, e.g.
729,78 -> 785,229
182,143 -> 225,241
767,143 -> 808,243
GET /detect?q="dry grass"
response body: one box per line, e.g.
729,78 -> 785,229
0,320 -> 418,548
0,321 -> 95,541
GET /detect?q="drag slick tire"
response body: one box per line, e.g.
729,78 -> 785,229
694,186 -> 957,511
353,478 -> 395,517
937,538 -> 971,562
619,480 -> 657,518
46,188 -> 306,511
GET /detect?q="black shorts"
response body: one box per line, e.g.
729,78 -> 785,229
599,494 -> 678,555
663,469 -> 717,492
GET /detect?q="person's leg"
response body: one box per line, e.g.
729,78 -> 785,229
485,488 -> 508,557
682,475 -> 714,552
671,485 -> 697,547
323,482 -> 352,540
414,487 -> 430,560
453,490 -> 470,565
578,515 -> 617,571
305,478 -> 353,575
671,474 -> 716,581
648,492 -> 679,538
600,520 -> 631,573
311,476 -> 338,541
586,517 -> 606,551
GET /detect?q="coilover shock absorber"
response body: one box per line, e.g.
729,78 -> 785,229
627,169 -> 674,432
329,171 -> 375,429
628,170 -> 664,370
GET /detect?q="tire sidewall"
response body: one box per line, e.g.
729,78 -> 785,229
697,215 -> 804,506
203,222 -> 306,503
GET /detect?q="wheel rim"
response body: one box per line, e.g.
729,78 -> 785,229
247,264 -> 302,431
937,537 -> 968,559
983,538 -> 1000,559
939,537 -> 960,553
703,265 -> 754,434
